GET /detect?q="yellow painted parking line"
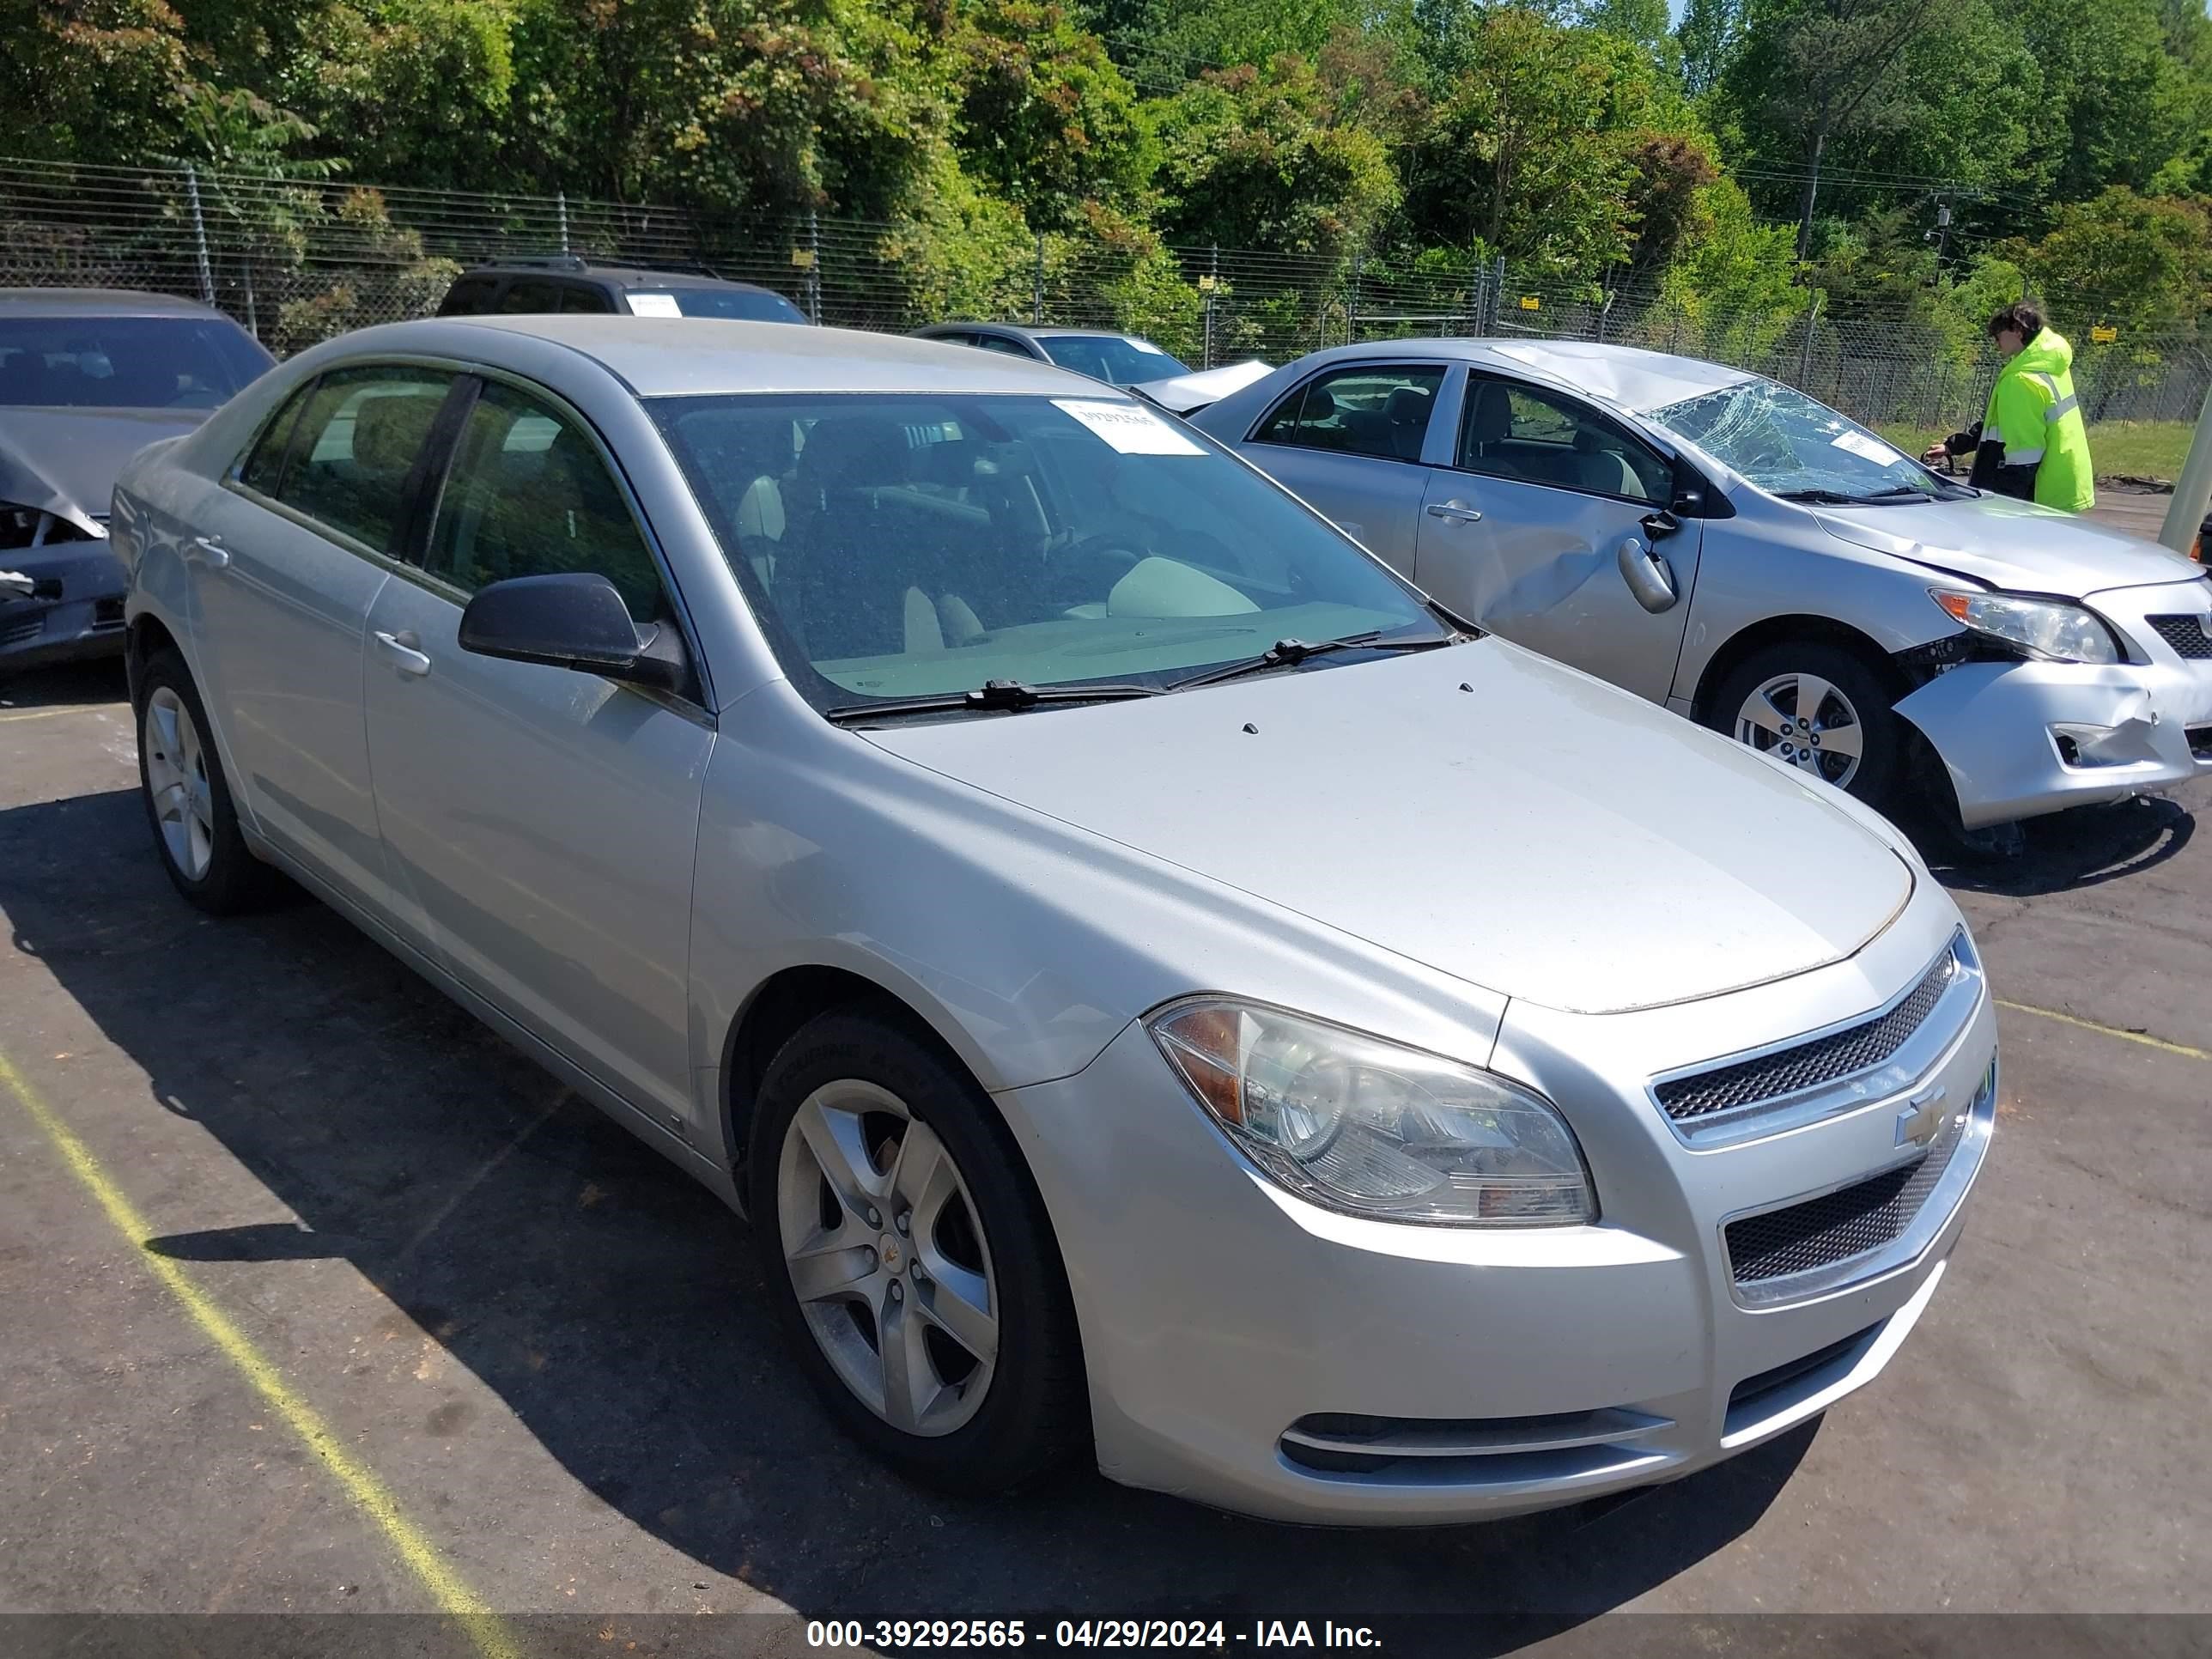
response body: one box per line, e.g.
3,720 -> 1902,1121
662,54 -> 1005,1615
0,705 -> 113,724
0,1047 -> 520,1659
1996,998 -> 2210,1062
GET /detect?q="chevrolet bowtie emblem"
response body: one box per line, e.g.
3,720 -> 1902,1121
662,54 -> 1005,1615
1896,1086 -> 1951,1148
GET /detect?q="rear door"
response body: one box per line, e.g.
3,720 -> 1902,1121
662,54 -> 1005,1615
1235,361 -> 1452,575
198,363 -> 458,907
1413,373 -> 1699,704
361,373 -> 711,1138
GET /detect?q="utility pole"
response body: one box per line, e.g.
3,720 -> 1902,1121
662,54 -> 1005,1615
2160,379 -> 2212,555
1794,136 -> 1823,264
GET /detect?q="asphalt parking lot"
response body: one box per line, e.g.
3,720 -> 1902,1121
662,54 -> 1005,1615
3,596 -> 2209,1650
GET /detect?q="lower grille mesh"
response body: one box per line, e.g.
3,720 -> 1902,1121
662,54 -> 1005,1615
1726,1109 -> 1966,1287
1656,949 -> 1956,1121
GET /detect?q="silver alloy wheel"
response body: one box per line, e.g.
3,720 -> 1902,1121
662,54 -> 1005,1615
143,686 -> 216,881
776,1079 -> 1000,1437
1734,672 -> 1866,789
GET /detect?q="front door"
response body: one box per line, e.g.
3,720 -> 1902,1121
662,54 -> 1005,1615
360,377 -> 712,1137
1414,374 -> 1701,705
1236,362 -> 1451,576
198,363 -> 455,904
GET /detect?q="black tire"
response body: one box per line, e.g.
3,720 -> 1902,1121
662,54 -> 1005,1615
1708,639 -> 1904,811
134,649 -> 281,914
749,1007 -> 1087,1494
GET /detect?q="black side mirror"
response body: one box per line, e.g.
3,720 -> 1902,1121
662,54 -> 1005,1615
458,573 -> 680,690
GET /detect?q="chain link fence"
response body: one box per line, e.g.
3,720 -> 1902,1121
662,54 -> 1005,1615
4,155 -> 2207,438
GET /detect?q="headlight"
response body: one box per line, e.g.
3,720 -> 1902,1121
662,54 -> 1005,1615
1931,589 -> 2119,664
1146,1000 -> 1595,1226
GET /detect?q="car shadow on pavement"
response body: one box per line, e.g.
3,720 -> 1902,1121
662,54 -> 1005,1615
1904,794 -> 2195,898
0,659 -> 127,711
0,783 -> 1808,1644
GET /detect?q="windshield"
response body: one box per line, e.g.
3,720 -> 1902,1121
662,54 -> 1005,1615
0,315 -> 273,410
659,288 -> 808,323
1038,335 -> 1189,386
653,392 -> 1442,709
1646,379 -> 1942,501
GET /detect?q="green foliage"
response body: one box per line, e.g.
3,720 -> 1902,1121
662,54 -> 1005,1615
270,188 -> 459,350
948,0 -> 1153,231
1152,47 -> 1401,258
2011,187 -> 2212,331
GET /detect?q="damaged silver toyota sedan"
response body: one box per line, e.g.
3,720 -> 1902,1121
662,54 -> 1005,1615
115,317 -> 1996,1523
1191,338 -> 2212,831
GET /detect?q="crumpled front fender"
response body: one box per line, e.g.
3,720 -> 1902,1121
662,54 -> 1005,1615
1894,660 -> 2203,828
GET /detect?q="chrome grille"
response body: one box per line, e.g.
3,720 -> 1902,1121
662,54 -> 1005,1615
1725,1109 -> 1966,1288
2148,615 -> 2212,659
1655,950 -> 1956,1122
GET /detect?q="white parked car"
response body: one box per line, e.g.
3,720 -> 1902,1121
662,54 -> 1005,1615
1189,339 -> 2212,832
114,318 -> 1996,1523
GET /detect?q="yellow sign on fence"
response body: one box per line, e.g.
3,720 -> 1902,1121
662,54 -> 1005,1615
1197,275 -> 1218,292
2090,324 -> 2118,343
1519,295 -> 1541,311
791,248 -> 817,269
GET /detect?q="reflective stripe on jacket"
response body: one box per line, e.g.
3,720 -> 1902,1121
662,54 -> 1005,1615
1981,328 -> 2094,511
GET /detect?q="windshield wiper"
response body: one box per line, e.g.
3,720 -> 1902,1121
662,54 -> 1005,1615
1165,630 -> 1458,692
823,678 -> 1166,724
1778,485 -> 1931,506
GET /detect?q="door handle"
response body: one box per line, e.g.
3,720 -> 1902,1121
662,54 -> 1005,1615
1616,537 -> 1680,614
189,535 -> 230,569
374,629 -> 431,678
1425,499 -> 1483,524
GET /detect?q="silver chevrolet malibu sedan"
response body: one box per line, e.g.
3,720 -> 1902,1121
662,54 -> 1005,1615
113,318 -> 1997,1524
1188,339 -> 2212,831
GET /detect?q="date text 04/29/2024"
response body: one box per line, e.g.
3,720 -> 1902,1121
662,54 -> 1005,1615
805,1621 -> 1383,1650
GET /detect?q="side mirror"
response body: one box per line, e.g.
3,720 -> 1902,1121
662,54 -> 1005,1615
1617,537 -> 1679,614
457,572 -> 679,690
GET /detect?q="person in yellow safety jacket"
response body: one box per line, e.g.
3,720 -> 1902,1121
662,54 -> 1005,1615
1921,301 -> 2095,511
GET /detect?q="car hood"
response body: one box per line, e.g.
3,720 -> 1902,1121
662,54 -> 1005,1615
0,405 -> 210,533
1809,493 -> 2201,598
860,642 -> 1912,1015
1133,360 -> 1275,416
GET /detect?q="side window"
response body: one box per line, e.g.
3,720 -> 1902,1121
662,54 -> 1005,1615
422,381 -> 665,623
439,276 -> 499,316
269,366 -> 454,552
496,279 -> 564,313
238,385 -> 312,495
559,284 -> 617,314
1250,364 -> 1445,463
1457,378 -> 1672,502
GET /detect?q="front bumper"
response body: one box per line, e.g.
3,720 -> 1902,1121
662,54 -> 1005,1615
0,538 -> 127,672
1894,582 -> 2212,829
1000,895 -> 1996,1525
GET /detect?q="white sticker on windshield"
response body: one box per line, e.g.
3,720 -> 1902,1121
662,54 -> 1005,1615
1053,398 -> 1205,455
1831,428 -> 1903,465
626,291 -> 683,318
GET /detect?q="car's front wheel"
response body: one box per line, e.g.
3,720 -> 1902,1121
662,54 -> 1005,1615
1710,640 -> 1903,809
749,1009 -> 1086,1493
136,651 -> 279,914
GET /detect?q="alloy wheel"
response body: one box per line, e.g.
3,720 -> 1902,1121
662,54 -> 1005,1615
143,685 -> 216,881
776,1079 -> 1000,1436
1734,671 -> 1865,788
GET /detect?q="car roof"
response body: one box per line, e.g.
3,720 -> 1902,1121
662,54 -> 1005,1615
1310,337 -> 1754,411
456,261 -> 789,295
0,287 -> 241,319
339,315 -> 1116,398
925,323 -> 1146,343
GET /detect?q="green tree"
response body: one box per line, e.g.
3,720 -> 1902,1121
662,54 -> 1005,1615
947,0 -> 1153,232
0,0 -> 204,161
2012,187 -> 2212,331
1152,48 -> 1401,256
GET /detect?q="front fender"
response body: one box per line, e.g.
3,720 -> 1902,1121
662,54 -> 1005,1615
1894,661 -> 2197,827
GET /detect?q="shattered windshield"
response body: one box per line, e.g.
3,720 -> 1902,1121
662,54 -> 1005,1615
1646,379 -> 1947,503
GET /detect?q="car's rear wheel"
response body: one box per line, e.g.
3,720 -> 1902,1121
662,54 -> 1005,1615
1711,641 -> 1902,809
136,651 -> 278,914
749,1009 -> 1085,1493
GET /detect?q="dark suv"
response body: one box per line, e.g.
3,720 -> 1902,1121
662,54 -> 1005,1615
438,257 -> 809,324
